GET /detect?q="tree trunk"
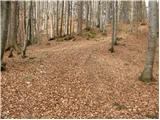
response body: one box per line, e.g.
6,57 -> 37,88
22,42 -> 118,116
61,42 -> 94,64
86,1 -> 89,30
114,1 -> 118,45
56,1 -> 59,37
139,1 -> 158,82
97,1 -> 101,28
119,1 -> 131,24
1,1 -> 10,70
8,1 -> 21,57
28,1 -> 32,44
46,1 -> 49,38
99,1 -> 103,31
70,1 -> 72,35
77,1 -> 83,35
106,1 -> 112,24
67,1 -> 70,35
22,1 -> 27,58
109,1 -> 116,53
60,1 -> 64,37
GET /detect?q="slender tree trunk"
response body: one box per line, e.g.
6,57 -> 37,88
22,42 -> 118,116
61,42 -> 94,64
35,1 -> 38,35
139,1 -> 158,82
100,1 -> 103,32
1,1 -> 10,70
106,1 -> 112,24
119,1 -> 131,24
114,1 -> 118,45
93,1 -> 96,27
89,1 -> 92,28
22,1 -> 33,58
46,1 -> 49,38
28,1 -> 32,43
22,30 -> 27,58
86,1 -> 89,30
130,0 -> 134,32
97,1 -> 101,28
67,1 -> 70,35
70,1 -> 72,35
77,1 -> 83,35
64,2 -> 67,35
22,1 -> 27,58
54,5 -> 56,37
56,1 -> 59,37
60,1 -> 64,37
109,1 -> 115,53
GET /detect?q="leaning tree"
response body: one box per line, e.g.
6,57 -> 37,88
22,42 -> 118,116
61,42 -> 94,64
139,1 -> 158,82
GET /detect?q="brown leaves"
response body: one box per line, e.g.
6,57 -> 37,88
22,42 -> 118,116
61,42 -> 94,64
1,25 -> 159,119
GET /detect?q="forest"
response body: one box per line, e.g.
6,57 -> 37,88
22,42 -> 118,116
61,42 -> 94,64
1,0 -> 159,119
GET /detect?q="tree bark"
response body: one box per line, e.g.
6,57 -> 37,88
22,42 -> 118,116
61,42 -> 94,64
119,1 -> 131,24
21,1 -> 27,58
97,1 -> 101,28
70,1 -> 72,35
60,1 -> 64,37
114,1 -> 118,45
8,1 -> 21,57
109,1 -> 116,53
1,1 -> 10,70
77,1 -> 83,35
56,1 -> 59,37
106,1 -> 112,24
67,1 -> 70,35
139,1 -> 158,82
86,1 -> 89,30
28,1 -> 32,44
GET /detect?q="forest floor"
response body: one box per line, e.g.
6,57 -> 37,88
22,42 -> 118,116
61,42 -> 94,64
1,24 -> 159,119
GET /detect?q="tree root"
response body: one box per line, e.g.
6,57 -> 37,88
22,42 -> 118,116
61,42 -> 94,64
109,47 -> 115,53
1,62 -> 6,71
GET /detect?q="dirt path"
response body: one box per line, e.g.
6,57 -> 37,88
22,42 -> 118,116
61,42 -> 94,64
1,32 -> 159,118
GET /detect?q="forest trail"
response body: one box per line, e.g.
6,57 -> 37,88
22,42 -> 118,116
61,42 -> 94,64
1,27 -> 159,119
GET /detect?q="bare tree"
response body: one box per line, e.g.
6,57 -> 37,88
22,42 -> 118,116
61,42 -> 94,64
85,1 -> 89,30
106,1 -> 112,24
97,1 -> 101,28
56,1 -> 59,37
139,1 -> 158,82
60,1 -> 64,37
77,1 -> 83,35
70,1 -> 72,35
21,1 -> 28,58
89,1 -> 92,28
28,1 -> 33,44
119,1 -> 131,24
109,1 -> 116,53
67,1 -> 70,35
114,1 -> 118,45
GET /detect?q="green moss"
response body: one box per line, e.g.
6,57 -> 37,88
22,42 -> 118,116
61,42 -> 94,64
109,47 -> 115,53
113,102 -> 127,110
23,75 -> 33,81
139,76 -> 152,83
145,114 -> 158,119
57,38 -> 64,42
84,31 -> 96,38
56,35 -> 75,42
102,32 -> 107,36
1,62 -> 6,71
139,70 -> 152,83
64,35 -> 75,41
116,37 -> 123,41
